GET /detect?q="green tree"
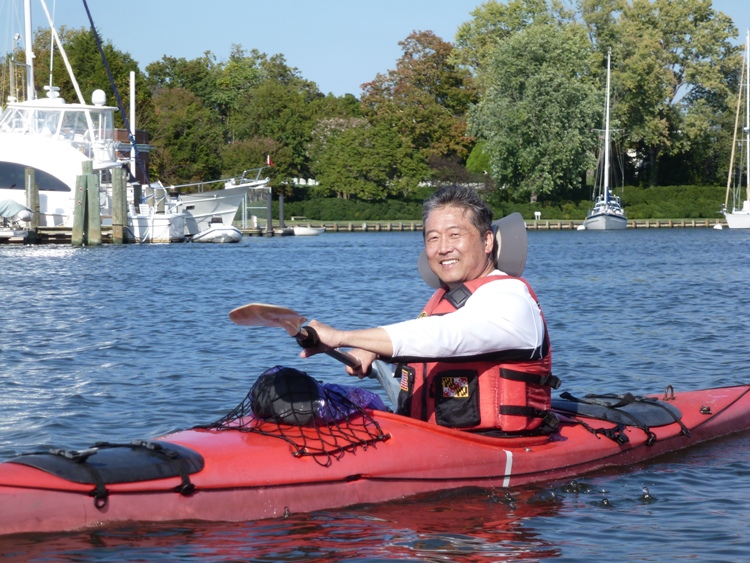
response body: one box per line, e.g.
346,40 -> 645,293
616,0 -> 738,185
146,48 -> 329,183
220,137 -> 280,178
220,52 -> 327,183
452,0 -> 571,85
213,45 -> 264,131
145,52 -> 221,113
230,78 -> 321,180
309,118 -> 410,199
466,141 -> 492,175
470,22 -> 601,201
579,0 -> 627,56
149,87 -> 224,184
310,92 -> 363,120
361,30 -> 477,184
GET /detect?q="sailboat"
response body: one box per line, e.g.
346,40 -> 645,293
583,49 -> 627,231
723,30 -> 750,229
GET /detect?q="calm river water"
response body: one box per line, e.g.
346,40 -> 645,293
1,227 -> 750,561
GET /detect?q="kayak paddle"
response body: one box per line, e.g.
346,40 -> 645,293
228,303 -> 361,370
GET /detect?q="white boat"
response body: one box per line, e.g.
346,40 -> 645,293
583,50 -> 627,231
191,225 -> 242,243
723,30 -> 750,229
1,0 -> 163,243
0,91 -> 122,230
0,228 -> 28,240
0,199 -> 32,240
190,217 -> 243,243
0,0 -> 129,228
167,169 -> 269,236
0,1 -> 269,241
124,204 -> 186,243
133,169 -> 268,242
124,172 -> 268,243
293,226 -> 326,236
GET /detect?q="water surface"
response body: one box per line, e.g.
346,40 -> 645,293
1,227 -> 749,561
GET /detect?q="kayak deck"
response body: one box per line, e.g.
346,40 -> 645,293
0,384 -> 749,535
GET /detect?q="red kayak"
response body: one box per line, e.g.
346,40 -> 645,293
1,382 -> 749,536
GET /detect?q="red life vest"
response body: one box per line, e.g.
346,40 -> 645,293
394,275 -> 559,434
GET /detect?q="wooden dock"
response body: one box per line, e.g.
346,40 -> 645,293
525,218 -> 727,230
243,218 -> 727,236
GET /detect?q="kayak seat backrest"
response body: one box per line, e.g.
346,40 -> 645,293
8,440 -> 204,486
551,392 -> 682,428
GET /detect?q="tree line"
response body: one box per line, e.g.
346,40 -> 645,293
0,0 -> 742,209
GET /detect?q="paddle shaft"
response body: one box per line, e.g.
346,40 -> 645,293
296,326 -> 361,370
227,303 -> 363,370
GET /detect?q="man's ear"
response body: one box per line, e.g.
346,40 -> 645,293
484,229 -> 494,253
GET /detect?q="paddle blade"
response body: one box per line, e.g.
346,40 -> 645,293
229,303 -> 306,336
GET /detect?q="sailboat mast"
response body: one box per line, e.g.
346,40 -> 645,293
725,42 -> 744,209
23,0 -> 34,101
604,49 -> 612,205
746,29 -> 750,204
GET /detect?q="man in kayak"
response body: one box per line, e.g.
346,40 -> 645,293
301,185 -> 557,434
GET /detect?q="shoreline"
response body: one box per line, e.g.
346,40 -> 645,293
242,217 -> 727,236
0,218 -> 728,245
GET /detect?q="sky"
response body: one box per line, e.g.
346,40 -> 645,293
6,0 -> 750,98
14,0 -> 486,97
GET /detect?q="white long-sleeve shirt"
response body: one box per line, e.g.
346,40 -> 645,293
382,272 -> 545,359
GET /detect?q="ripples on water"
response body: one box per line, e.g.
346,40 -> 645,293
1,228 -> 750,561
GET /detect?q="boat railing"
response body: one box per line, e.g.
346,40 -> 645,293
132,168 -> 271,217
238,167 -> 268,183
0,102 -> 119,165
129,183 -> 177,215
171,167 -> 269,193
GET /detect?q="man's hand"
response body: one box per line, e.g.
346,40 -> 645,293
344,349 -> 378,378
298,320 -> 341,357
299,320 -> 393,375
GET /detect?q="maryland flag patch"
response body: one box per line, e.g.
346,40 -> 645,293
441,376 -> 469,398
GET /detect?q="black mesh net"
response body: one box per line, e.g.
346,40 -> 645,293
196,366 -> 391,466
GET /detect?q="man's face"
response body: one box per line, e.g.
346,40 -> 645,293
424,205 -> 494,289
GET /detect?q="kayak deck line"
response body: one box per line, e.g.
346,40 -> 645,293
1,383 -> 750,536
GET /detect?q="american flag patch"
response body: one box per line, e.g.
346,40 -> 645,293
442,376 -> 469,398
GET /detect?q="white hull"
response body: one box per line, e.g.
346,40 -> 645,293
724,201 -> 750,229
125,212 -> 186,243
173,182 -> 265,235
293,226 -> 325,236
0,228 -> 28,240
724,207 -> 750,229
583,211 -> 628,230
191,225 -> 242,243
